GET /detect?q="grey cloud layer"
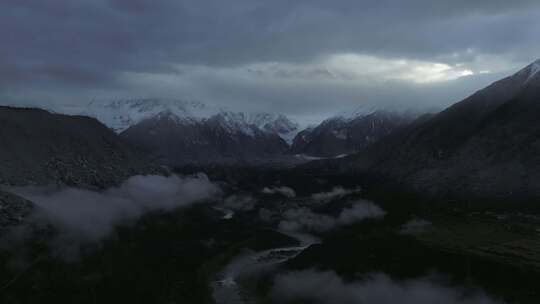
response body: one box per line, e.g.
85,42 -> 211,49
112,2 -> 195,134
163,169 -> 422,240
2,0 -> 539,115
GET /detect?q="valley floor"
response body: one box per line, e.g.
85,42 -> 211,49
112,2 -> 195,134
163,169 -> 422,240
1,167 -> 539,303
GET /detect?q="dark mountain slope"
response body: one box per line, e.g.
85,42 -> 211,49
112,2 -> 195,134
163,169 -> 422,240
327,60 -> 540,200
290,110 -> 413,158
0,106 -> 162,188
0,190 -> 33,233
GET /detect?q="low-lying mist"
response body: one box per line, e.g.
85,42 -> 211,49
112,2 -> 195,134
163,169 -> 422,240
279,200 -> 386,234
10,174 -> 221,241
272,269 -> 503,304
261,186 -> 296,198
311,186 -> 362,203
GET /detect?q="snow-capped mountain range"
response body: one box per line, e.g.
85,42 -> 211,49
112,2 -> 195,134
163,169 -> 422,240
76,99 -> 300,143
63,98 -> 416,163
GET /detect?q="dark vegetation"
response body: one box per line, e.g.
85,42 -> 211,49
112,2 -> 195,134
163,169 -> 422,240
0,201 -> 297,304
1,164 -> 540,303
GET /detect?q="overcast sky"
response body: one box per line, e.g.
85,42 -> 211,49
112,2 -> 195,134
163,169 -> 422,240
1,0 -> 540,122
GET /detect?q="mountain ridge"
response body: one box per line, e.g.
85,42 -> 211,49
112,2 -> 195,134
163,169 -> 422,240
319,59 -> 540,201
290,110 -> 415,158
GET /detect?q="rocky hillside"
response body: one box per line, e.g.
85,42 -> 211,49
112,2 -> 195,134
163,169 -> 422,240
0,106 -> 162,189
0,190 -> 33,234
331,59 -> 540,200
290,110 -> 414,157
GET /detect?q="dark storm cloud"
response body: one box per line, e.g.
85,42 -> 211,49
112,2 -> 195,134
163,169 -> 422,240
1,0 -> 540,116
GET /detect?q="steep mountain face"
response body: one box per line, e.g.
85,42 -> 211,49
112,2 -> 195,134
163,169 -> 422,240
335,59 -> 540,200
120,111 -> 290,166
0,106 -> 162,189
290,110 -> 414,158
78,99 -> 300,143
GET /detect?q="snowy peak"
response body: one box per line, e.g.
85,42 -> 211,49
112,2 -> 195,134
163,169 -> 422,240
513,58 -> 540,84
81,99 -> 216,132
248,113 -> 297,132
247,113 -> 300,143
333,105 -> 378,122
209,111 -> 258,137
78,98 -> 300,142
207,111 -> 300,141
526,59 -> 540,82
